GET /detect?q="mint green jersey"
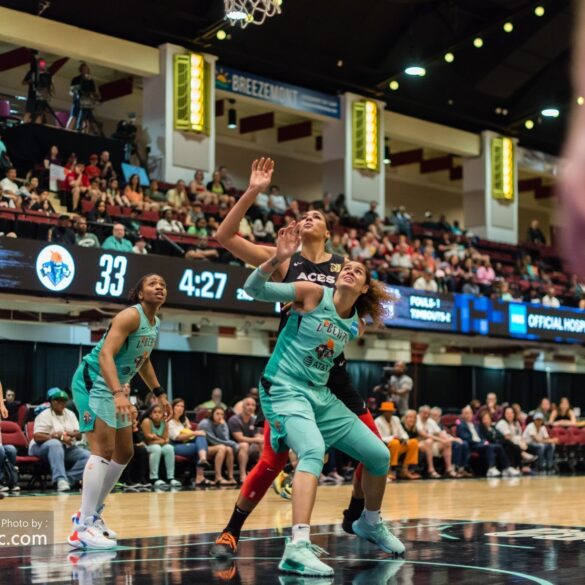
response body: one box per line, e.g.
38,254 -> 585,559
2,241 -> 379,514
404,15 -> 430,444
264,287 -> 360,387
82,304 -> 160,385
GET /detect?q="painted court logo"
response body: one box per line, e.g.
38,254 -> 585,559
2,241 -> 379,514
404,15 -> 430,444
35,245 -> 75,292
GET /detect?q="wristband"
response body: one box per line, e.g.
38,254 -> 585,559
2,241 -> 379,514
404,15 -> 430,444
152,386 -> 166,397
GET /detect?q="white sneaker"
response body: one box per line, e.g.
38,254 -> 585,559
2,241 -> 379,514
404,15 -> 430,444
169,479 -> 182,487
0,485 -> 9,492
73,506 -> 118,540
503,467 -> 521,477
486,467 -> 501,478
68,517 -> 116,550
153,479 -> 166,487
57,479 -> 71,491
10,485 -> 20,492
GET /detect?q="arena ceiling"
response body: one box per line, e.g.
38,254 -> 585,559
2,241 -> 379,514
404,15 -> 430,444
0,0 -> 574,155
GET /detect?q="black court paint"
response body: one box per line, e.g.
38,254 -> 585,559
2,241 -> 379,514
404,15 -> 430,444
2,520 -> 581,584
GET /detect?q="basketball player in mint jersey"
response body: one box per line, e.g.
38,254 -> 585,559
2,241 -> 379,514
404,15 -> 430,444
244,223 -> 403,576
68,274 -> 168,550
211,158 -> 385,559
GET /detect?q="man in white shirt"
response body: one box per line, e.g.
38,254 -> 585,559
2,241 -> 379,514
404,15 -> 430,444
389,361 -> 413,414
416,405 -> 456,478
29,389 -> 89,491
0,167 -> 20,206
413,269 -> 439,293
523,412 -> 558,473
374,401 -> 420,480
541,287 -> 561,308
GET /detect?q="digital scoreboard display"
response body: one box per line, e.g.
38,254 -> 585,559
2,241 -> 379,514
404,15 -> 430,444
2,238 -> 585,345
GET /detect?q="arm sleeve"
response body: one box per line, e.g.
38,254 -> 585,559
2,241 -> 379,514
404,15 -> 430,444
243,268 -> 297,303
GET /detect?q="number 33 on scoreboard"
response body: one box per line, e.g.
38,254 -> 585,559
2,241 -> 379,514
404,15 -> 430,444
179,269 -> 227,299
95,254 -> 128,297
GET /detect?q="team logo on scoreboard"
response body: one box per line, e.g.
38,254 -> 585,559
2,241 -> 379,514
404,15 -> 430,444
35,245 -> 76,292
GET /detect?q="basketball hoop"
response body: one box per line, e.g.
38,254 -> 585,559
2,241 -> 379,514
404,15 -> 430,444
224,0 -> 282,28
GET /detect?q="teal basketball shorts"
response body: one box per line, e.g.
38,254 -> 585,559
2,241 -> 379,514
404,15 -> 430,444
72,362 -> 132,432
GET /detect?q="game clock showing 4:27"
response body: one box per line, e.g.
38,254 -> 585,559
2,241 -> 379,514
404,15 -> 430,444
0,237 -> 277,316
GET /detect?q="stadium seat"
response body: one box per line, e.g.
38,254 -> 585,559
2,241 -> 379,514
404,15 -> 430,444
140,225 -> 158,240
16,403 -> 29,429
195,408 -> 210,423
441,414 -> 459,428
81,199 -> 93,214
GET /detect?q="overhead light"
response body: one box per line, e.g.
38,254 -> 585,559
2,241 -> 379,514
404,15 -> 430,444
525,120 -> 534,130
216,30 -> 227,40
405,65 -> 426,77
389,80 -> 399,91
384,138 -> 391,165
503,22 -> 514,33
541,108 -> 559,118
473,37 -> 484,48
227,99 -> 237,129
226,9 -> 247,20
444,52 -> 454,63
578,96 -> 584,106
534,5 -> 545,17
336,59 -> 343,67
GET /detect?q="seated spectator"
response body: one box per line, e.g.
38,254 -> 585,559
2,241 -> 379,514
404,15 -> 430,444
252,214 -> 275,243
187,216 -> 208,237
75,217 -> 100,247
188,170 -> 208,202
206,171 -> 227,197
219,165 -> 234,191
430,406 -> 472,477
87,200 -> 112,230
168,399 -> 213,487
1,167 -> 20,207
363,201 -> 379,227
413,269 -> 438,293
0,423 -> 18,492
417,405 -> 456,478
97,150 -> 116,182
124,174 -> 152,210
511,403 -> 528,425
522,255 -> 540,281
88,176 -> 114,206
133,237 -> 148,255
31,190 -> 56,214
390,244 -> 413,283
197,407 -> 238,485
146,179 -> 167,204
232,387 -> 260,415
476,410 -> 519,477
523,412 -> 558,473
549,397 -> 577,426
198,388 -> 228,410
120,404 -> 151,490
85,154 -> 101,181
351,236 -> 373,261
141,405 -> 182,487
102,223 -> 133,252
227,397 -> 263,483
28,389 -> 89,491
268,185 -> 287,215
457,406 -> 512,478
107,178 -> 129,207
184,237 -> 219,261
499,281 -> 514,302
542,287 -> 561,308
393,206 -> 413,239
495,406 -> 536,474
66,162 -> 90,212
530,397 -> 555,423
157,207 -> 185,233
374,401 -> 420,480
327,232 -> 348,256
120,206 -> 142,240
527,219 -> 546,245
3,387 -> 19,422
167,180 -> 188,209
388,361 -> 413,415
20,176 -> 40,203
475,257 -> 495,293
48,214 -> 76,246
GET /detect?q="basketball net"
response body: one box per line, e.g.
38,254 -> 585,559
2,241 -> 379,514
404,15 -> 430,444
224,0 -> 282,28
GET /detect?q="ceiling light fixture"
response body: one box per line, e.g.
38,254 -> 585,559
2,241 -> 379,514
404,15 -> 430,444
525,120 -> 534,130
389,80 -> 399,91
444,52 -> 454,63
216,30 -> 227,40
227,99 -> 237,129
535,5 -> 545,17
405,65 -> 426,77
384,138 -> 391,165
541,108 -> 559,118
503,22 -> 514,33
473,37 -> 484,48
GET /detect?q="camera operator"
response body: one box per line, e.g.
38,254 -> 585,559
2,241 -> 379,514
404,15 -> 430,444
67,63 -> 101,133
22,55 -> 54,124
373,362 -> 413,415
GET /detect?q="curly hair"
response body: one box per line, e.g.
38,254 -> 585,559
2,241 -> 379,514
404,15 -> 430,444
343,262 -> 394,327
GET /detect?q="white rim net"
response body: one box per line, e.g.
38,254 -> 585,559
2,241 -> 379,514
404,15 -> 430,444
224,0 -> 282,28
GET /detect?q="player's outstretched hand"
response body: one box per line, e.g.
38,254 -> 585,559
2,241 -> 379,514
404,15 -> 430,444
248,157 -> 275,192
275,222 -> 301,262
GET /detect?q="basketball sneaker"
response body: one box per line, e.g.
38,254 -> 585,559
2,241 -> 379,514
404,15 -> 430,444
272,471 -> 288,495
68,517 -> 117,549
209,530 -> 239,558
71,505 -> 118,540
352,512 -> 405,555
278,539 -> 333,576
280,474 -> 293,500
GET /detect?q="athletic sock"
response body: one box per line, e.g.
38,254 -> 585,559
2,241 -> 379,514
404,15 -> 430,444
344,496 -> 365,521
96,460 -> 127,510
291,523 -> 311,544
80,455 -> 110,521
224,505 -> 251,539
364,509 -> 382,526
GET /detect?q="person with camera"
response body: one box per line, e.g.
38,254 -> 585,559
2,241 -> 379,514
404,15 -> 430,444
23,57 -> 55,125
67,63 -> 101,133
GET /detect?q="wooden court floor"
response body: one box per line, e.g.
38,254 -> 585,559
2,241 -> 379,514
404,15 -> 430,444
2,475 -> 584,542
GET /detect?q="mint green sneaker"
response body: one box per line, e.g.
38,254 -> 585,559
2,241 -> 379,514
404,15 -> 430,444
278,539 -> 334,576
352,513 -> 405,555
